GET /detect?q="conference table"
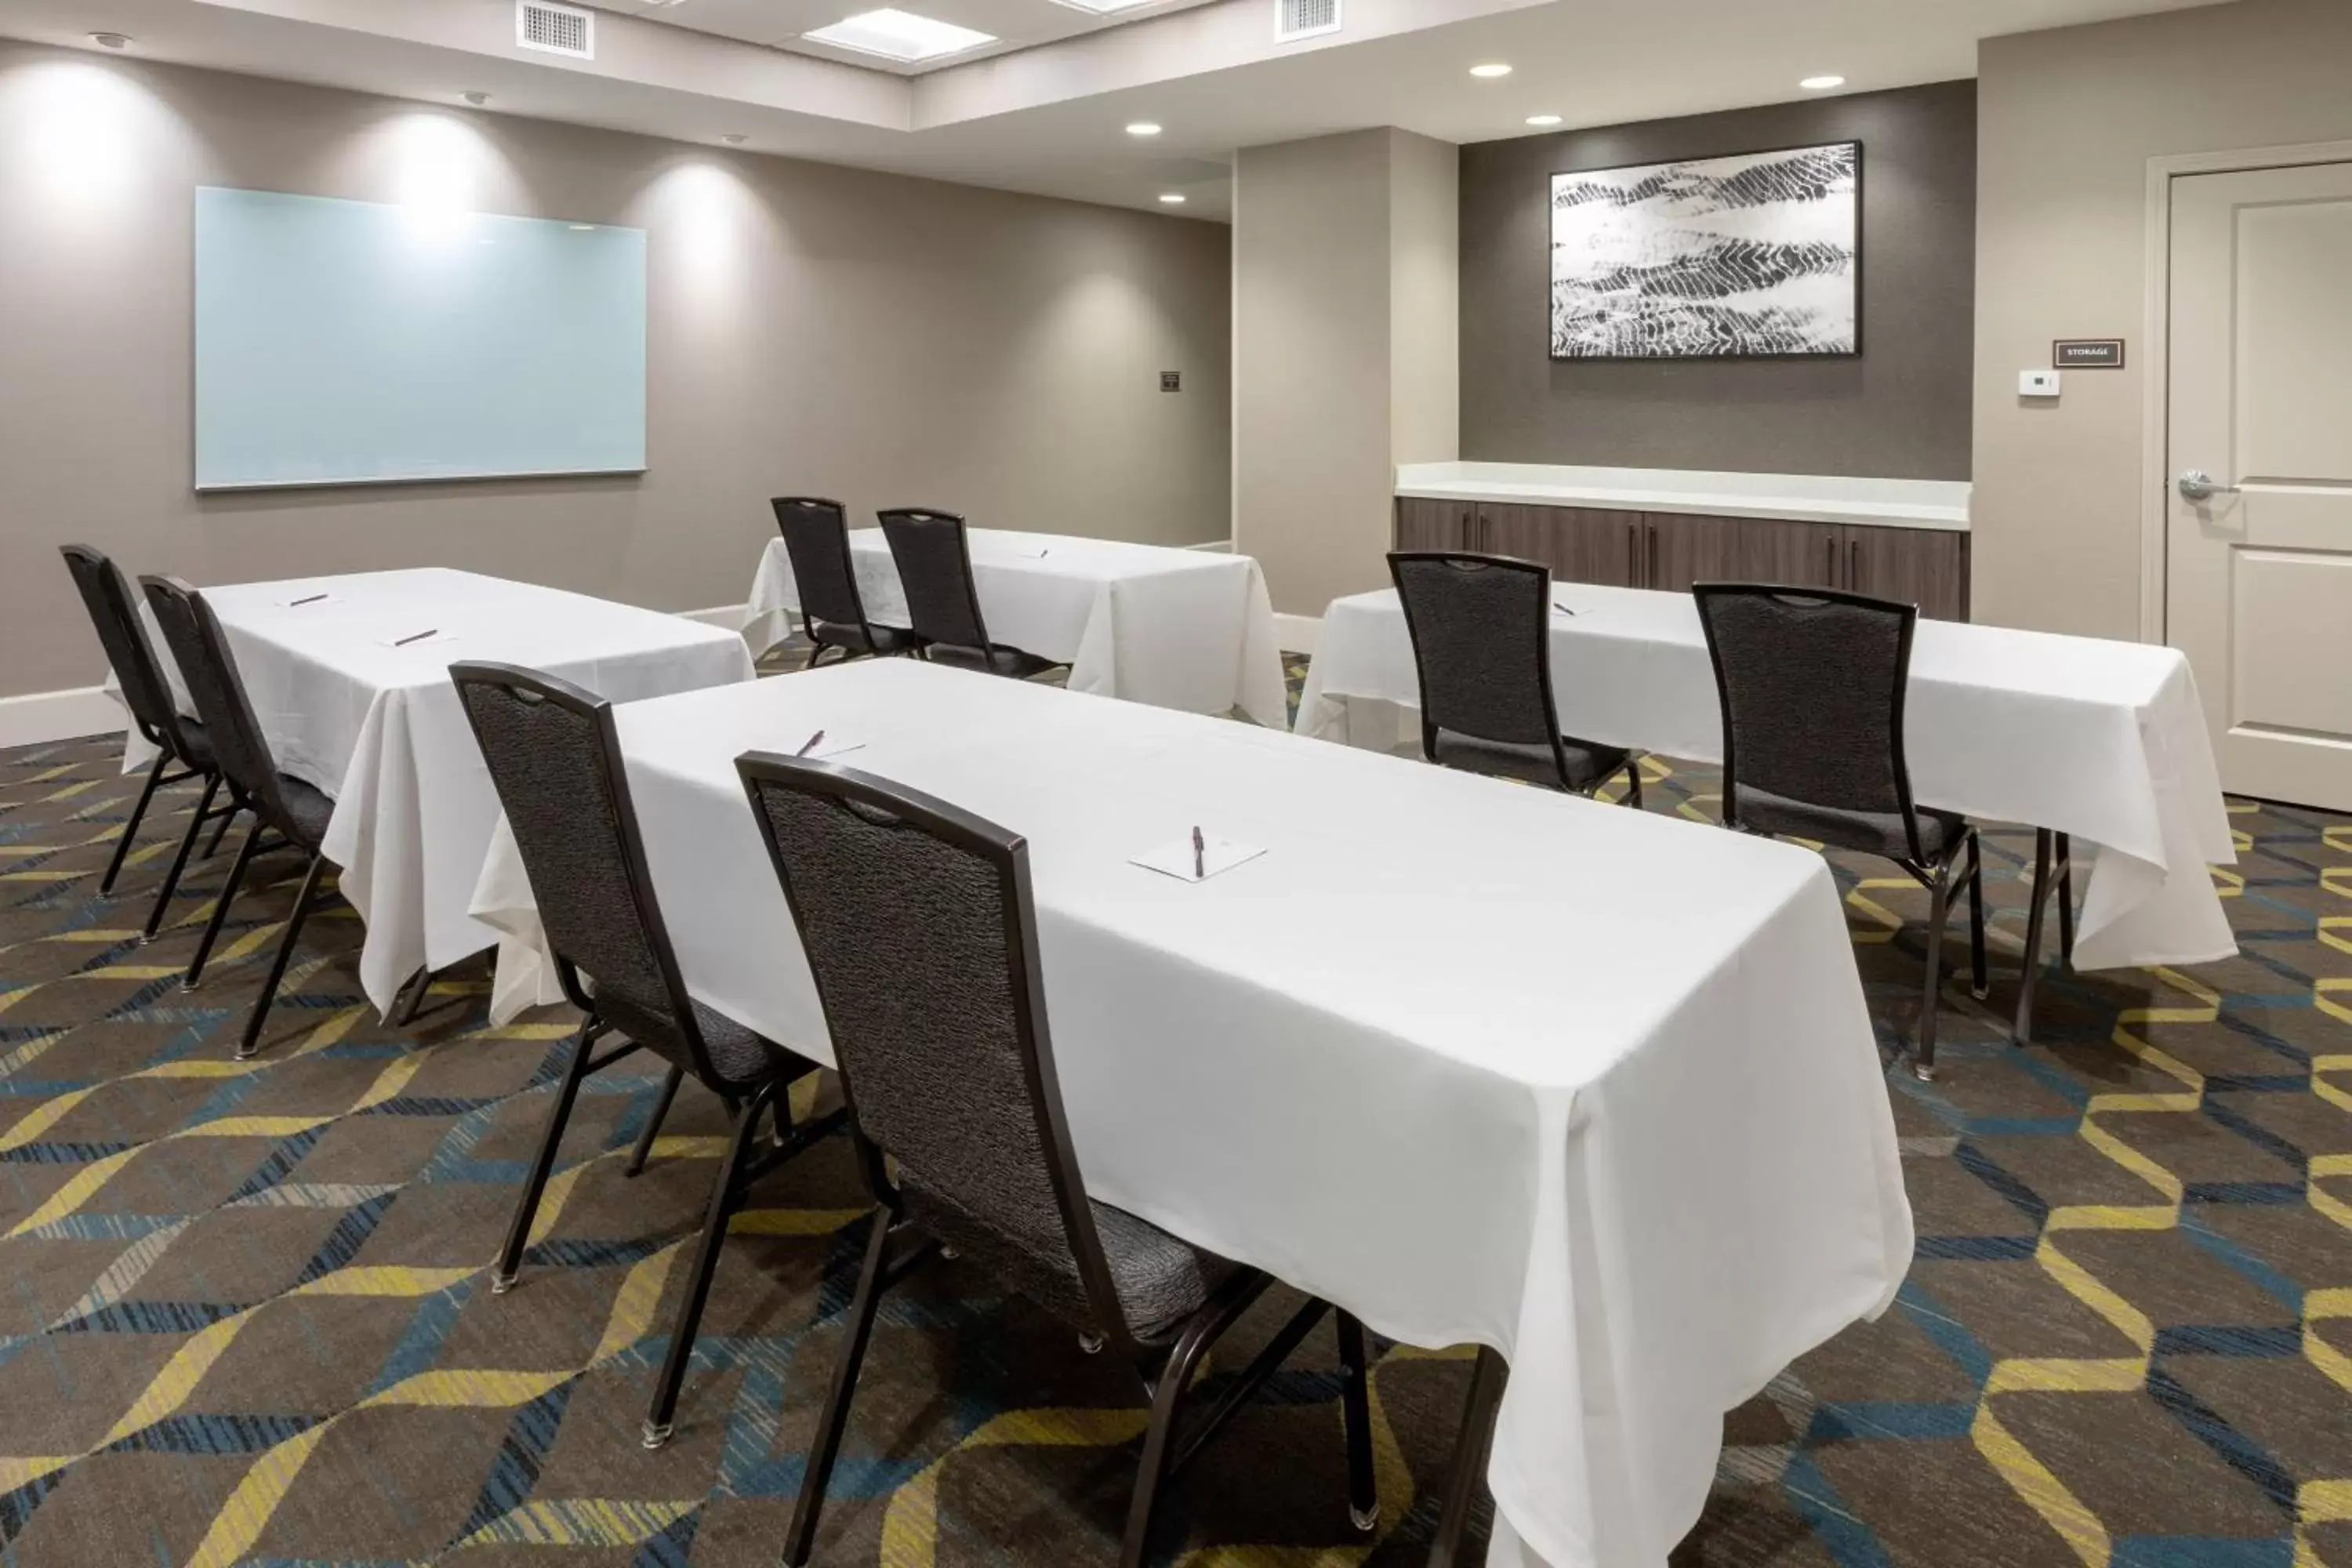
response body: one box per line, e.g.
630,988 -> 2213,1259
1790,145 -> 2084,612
742,527 -> 1290,728
470,657 -> 1912,1568
1297,583 -> 2238,978
118,568 -> 754,1015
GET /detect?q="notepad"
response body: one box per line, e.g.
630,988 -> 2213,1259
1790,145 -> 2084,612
1129,834 -> 1265,884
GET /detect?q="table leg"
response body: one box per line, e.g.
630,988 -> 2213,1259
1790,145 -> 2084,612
2013,828 -> 2053,1046
1428,1345 -> 1507,1568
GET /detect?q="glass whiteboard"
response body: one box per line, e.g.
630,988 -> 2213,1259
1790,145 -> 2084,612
194,187 -> 647,490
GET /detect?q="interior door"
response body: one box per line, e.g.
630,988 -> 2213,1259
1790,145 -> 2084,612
2169,162 -> 2352,809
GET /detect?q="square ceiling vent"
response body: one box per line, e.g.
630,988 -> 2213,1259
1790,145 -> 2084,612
1276,0 -> 1340,42
517,0 -> 594,58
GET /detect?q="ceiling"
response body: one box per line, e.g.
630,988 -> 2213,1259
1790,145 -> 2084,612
4,0 -> 2227,220
571,0 -> 1222,73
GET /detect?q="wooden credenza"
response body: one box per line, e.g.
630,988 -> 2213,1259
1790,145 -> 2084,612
1395,498 -> 1970,621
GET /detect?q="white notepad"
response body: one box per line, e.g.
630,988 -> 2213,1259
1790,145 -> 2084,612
1129,833 -> 1265,884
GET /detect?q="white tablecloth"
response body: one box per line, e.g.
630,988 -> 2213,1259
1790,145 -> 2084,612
742,528 -> 1290,728
117,568 -> 754,1014
1297,584 -> 2237,972
471,658 -> 1911,1568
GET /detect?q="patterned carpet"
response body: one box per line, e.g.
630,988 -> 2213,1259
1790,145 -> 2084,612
2,651 -> 2347,1567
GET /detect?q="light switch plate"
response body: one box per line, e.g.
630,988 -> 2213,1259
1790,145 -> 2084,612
2020,369 -> 2062,398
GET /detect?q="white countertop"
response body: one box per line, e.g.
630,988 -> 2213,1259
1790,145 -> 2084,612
1395,463 -> 1970,533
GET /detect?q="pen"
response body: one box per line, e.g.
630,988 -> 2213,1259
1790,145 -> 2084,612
289,593 -> 328,606
394,628 -> 437,646
1192,825 -> 1205,881
1552,599 -> 1576,617
796,729 -> 826,757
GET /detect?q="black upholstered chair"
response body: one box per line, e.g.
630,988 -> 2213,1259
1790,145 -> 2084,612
450,661 -> 838,1450
1389,551 -> 1643,804
1693,583 -> 1987,1079
876,507 -> 1066,679
139,575 -> 338,1059
736,753 -> 1378,1568
770,497 -> 916,665
60,546 -> 241,934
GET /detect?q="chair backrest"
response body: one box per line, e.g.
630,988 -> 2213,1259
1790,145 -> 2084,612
877,508 -> 991,652
60,546 -> 187,759
1388,550 -> 1565,763
771,498 -> 871,633
735,753 -> 1138,1350
450,661 -> 732,1087
1692,583 -> 1926,858
138,576 -> 292,823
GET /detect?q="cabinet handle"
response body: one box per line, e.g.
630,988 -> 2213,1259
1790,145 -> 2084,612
1849,539 -> 1860,586
1826,535 -> 1836,585
1627,521 -> 1638,583
1647,521 -> 1659,585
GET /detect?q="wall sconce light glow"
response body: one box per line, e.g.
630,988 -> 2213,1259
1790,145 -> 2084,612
1157,192 -> 1185,205
88,32 -> 132,49
16,60 -> 154,216
1799,74 -> 1846,90
393,114 -> 486,242
1125,122 -> 1162,137
1526,114 -> 1562,127
1468,63 -> 1512,78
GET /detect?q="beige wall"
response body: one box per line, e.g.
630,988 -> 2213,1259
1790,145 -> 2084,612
1973,0 -> 2352,639
0,42 -> 1231,699
1232,127 -> 1457,619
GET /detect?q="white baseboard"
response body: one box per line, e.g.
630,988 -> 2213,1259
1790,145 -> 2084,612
1272,612 -> 1321,656
0,684 -> 122,750
679,603 -> 751,631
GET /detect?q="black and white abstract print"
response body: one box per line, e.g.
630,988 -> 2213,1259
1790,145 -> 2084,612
1549,141 -> 1860,359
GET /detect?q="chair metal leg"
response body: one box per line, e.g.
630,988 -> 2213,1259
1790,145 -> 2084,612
2056,832 -> 2075,966
783,1212 -> 898,1567
1428,1346 -> 1507,1568
387,964 -> 433,1029
1966,833 -> 1989,1001
1120,1312 -> 1224,1568
141,775 -> 220,942
490,1017 -> 608,1293
1336,1311 -> 1379,1532
202,800 -> 239,858
625,1065 -> 685,1178
1915,861 -> 1953,1080
643,1080 -> 775,1449
2013,828 -> 2054,1047
100,753 -> 171,897
183,815 -> 267,989
1623,757 -> 1644,811
235,851 -> 324,1060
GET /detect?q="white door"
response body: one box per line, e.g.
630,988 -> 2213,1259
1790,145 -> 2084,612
2169,161 -> 2352,811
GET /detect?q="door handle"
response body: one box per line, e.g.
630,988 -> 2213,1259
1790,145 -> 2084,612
2178,470 -> 2241,503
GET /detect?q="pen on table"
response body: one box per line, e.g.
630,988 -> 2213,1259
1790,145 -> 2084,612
289,593 -> 328,607
1192,825 -> 1205,881
1552,599 -> 1576,617
795,728 -> 826,757
393,628 -> 437,646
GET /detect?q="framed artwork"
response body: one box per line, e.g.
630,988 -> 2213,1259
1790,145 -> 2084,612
1548,140 -> 1860,359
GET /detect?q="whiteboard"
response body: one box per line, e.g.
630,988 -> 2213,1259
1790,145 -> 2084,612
194,187 -> 647,491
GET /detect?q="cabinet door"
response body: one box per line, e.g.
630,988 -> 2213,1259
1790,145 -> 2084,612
1842,526 -> 1970,620
1644,512 -> 1844,593
1396,496 -> 1473,553
1480,503 -> 1641,587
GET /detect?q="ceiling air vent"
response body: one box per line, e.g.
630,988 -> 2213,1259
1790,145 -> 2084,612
517,0 -> 595,59
1276,0 -> 1340,42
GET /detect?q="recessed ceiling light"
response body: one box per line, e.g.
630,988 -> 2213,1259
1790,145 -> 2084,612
1799,74 -> 1846,90
803,8 -> 996,63
721,132 -> 747,143
1469,63 -> 1512,78
88,31 -> 132,48
1126,122 -> 1163,137
1526,114 -> 1562,127
1158,193 -> 1185,205
461,90 -> 491,106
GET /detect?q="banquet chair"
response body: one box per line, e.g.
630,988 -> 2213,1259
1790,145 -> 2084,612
876,506 -> 1067,680
139,575 -> 336,1059
735,753 -> 1379,1568
1693,583 -> 1987,1079
1388,551 -> 1643,804
60,546 -> 241,934
450,661 -> 839,1450
769,497 -> 917,665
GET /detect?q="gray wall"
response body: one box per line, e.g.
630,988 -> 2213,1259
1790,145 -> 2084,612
0,42 -> 1231,699
1457,81 -> 1976,480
